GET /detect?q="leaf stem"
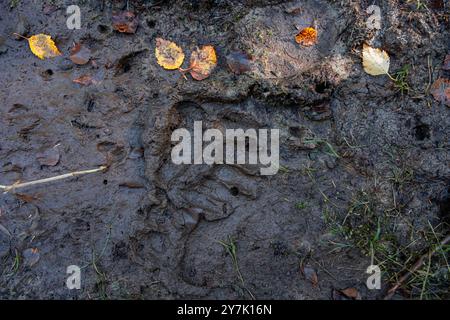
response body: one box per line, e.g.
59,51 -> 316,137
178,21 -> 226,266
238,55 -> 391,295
12,33 -> 29,40
386,72 -> 396,82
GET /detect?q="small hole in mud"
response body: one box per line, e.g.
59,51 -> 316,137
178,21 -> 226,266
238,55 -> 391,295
116,57 -> 132,74
315,82 -> 329,94
414,124 -> 430,140
122,63 -> 131,73
40,69 -> 54,80
98,25 -> 109,33
103,179 -> 108,185
147,20 -> 156,28
230,187 -> 239,196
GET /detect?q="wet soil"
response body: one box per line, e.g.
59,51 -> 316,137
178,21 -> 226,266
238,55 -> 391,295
0,0 -> 449,299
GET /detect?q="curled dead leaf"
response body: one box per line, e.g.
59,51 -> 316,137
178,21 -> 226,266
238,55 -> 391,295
300,264 -> 319,287
340,287 -> 361,300
430,78 -> 450,106
188,45 -> 217,80
73,75 -> 94,86
73,71 -> 104,86
362,44 -> 390,76
70,43 -> 91,65
295,27 -> 318,47
112,11 -> 139,34
155,38 -> 185,70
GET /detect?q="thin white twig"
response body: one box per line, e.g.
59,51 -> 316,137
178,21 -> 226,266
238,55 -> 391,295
0,166 -> 107,193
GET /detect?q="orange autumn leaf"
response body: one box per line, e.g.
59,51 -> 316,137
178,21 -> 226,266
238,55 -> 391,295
155,38 -> 185,70
295,27 -> 318,47
188,45 -> 217,80
18,34 -> 62,59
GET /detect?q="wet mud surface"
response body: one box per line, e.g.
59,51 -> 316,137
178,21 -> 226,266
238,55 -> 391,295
0,0 -> 449,299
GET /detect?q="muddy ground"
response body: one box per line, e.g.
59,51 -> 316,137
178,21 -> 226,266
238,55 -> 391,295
0,0 -> 449,299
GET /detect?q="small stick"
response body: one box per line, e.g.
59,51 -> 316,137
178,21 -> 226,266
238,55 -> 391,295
0,166 -> 107,193
12,33 -> 29,40
384,235 -> 450,300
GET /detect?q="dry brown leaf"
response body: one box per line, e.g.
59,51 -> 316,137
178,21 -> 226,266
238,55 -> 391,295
73,75 -> 94,86
15,193 -> 41,203
19,34 -> 61,59
70,43 -> 91,65
300,264 -> 319,287
112,11 -> 139,34
362,44 -> 390,76
188,45 -> 217,80
430,78 -> 450,106
295,27 -> 318,47
155,38 -> 185,70
340,287 -> 361,300
73,70 -> 104,86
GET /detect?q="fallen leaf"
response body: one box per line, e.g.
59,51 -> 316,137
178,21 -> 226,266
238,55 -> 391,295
112,11 -> 139,34
36,145 -> 60,166
15,193 -> 41,203
188,45 -> 217,80
340,287 -> 361,300
27,34 -> 61,60
73,70 -> 104,86
70,43 -> 91,65
73,75 -> 94,86
226,51 -> 253,75
362,44 -> 390,76
155,38 -> 185,70
300,264 -> 319,287
430,78 -> 450,106
23,248 -> 40,267
443,54 -> 450,71
295,27 -> 318,47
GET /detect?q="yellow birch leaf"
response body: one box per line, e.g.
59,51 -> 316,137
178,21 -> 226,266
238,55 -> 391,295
362,44 -> 390,76
27,34 -> 62,60
155,38 -> 185,70
188,45 -> 217,81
